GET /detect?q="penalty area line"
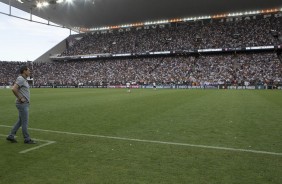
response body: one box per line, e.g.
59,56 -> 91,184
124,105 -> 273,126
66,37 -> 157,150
1,124 -> 282,156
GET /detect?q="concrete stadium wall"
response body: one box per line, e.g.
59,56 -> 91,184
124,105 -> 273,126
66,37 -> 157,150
33,38 -> 67,63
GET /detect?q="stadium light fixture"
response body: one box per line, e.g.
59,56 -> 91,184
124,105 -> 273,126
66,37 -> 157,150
36,2 -> 43,8
42,2 -> 49,7
82,7 -> 281,33
57,0 -> 64,3
228,12 -> 243,17
16,0 -> 24,3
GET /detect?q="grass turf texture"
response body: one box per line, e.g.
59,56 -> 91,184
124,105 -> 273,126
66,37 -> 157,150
0,88 -> 281,184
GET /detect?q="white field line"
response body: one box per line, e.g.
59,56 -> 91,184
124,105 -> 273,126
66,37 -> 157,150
0,133 -> 56,154
19,139 -> 56,154
1,124 -> 282,156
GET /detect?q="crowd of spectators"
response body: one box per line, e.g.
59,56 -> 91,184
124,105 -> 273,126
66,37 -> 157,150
1,14 -> 281,87
0,61 -> 32,86
61,15 -> 282,56
1,52 -> 281,87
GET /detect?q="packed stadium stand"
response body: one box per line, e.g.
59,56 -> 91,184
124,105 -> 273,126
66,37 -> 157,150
1,12 -> 282,89
60,15 -> 282,56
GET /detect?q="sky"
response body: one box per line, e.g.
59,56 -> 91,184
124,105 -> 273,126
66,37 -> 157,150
0,2 -> 76,62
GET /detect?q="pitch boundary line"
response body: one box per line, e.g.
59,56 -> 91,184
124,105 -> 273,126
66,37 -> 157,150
0,133 -> 56,154
1,124 -> 281,156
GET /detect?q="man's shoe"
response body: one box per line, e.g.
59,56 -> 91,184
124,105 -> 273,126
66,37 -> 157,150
24,139 -> 37,144
6,136 -> 17,143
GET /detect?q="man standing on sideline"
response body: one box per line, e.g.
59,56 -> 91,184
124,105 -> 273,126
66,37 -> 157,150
6,65 -> 36,144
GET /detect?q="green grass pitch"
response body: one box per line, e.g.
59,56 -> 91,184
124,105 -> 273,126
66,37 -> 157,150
0,88 -> 282,184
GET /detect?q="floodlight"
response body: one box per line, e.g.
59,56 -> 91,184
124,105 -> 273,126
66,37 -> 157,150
36,2 -> 43,8
42,2 -> 49,7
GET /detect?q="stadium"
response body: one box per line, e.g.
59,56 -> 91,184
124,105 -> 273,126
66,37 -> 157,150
0,0 -> 282,183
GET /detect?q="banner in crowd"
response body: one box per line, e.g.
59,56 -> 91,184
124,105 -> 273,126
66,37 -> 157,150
28,85 -> 281,90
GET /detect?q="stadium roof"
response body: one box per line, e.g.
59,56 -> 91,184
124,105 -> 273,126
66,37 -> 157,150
0,0 -> 281,31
